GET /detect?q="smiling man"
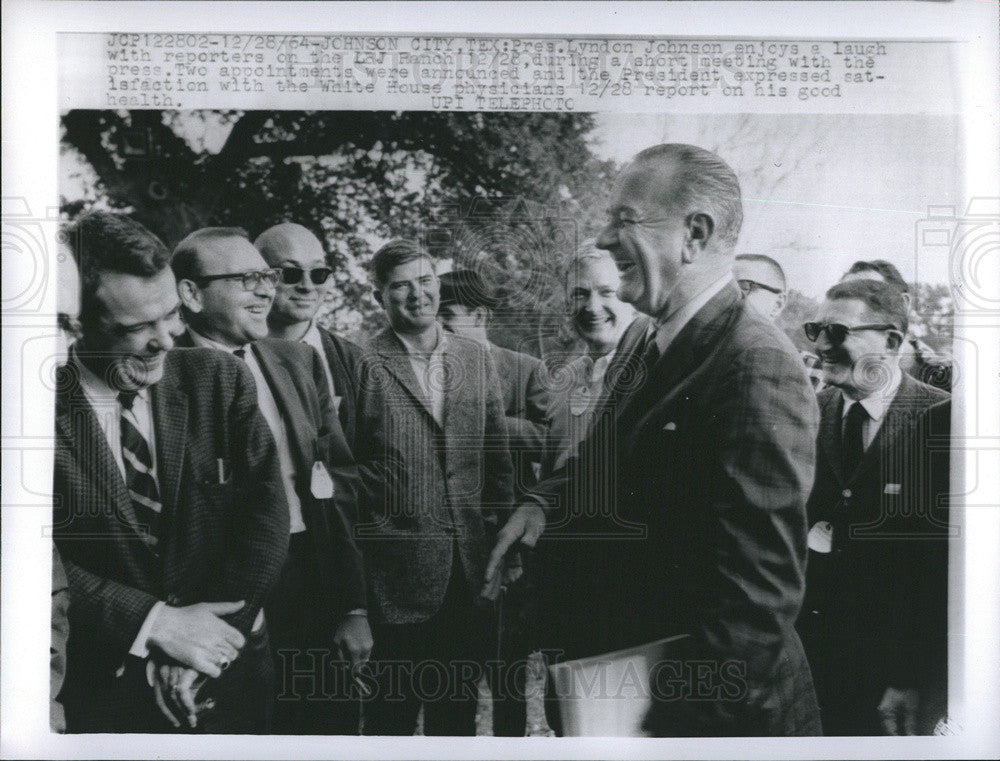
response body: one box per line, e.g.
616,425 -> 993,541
255,223 -> 365,451
490,144 -> 821,736
541,243 -> 636,477
798,278 -> 950,735
354,239 -> 515,736
171,227 -> 370,735
53,212 -> 289,733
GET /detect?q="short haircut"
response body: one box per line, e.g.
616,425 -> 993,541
67,211 -> 172,330
369,238 -> 433,290
825,278 -> 908,334
632,143 -> 744,248
735,253 -> 786,291
253,222 -> 325,267
171,227 -> 251,282
843,259 -> 909,294
564,239 -> 616,290
439,269 -> 498,309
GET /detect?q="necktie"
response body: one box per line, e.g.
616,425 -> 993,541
842,401 -> 869,477
233,347 -> 246,360
119,391 -> 162,548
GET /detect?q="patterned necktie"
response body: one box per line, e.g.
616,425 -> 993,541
842,401 -> 869,477
118,391 -> 162,547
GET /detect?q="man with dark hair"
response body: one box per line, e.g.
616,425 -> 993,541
255,223 -> 365,451
172,227 -> 370,735
354,240 -> 515,735
436,267 -> 549,736
53,211 -> 289,733
490,144 -> 821,736
840,260 -> 953,391
798,277 -> 950,735
734,253 -> 787,321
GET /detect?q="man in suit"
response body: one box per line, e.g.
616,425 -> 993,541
489,144 -> 822,735
436,267 -> 550,736
541,242 -> 636,478
171,227 -> 371,734
797,278 -> 950,735
734,253 -> 787,322
53,211 -> 289,733
354,240 -> 516,735
254,222 -> 365,452
840,260 -> 952,391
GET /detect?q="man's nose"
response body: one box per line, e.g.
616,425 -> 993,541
150,320 -> 176,352
586,291 -> 603,314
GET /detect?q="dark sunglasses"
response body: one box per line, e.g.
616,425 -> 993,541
281,266 -> 333,286
738,279 -> 783,295
803,321 -> 900,346
195,268 -> 280,291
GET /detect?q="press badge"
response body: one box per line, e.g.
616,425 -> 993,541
311,461 -> 334,499
884,483 -> 902,495
569,387 -> 591,416
807,521 -> 834,554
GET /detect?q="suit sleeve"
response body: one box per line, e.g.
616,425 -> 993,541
481,346 -> 516,523
307,345 -> 367,619
502,361 -> 551,463
221,360 -> 290,635
653,345 -> 819,733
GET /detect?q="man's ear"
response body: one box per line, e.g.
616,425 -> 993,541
683,212 -> 715,263
473,306 -> 490,328
772,291 -> 788,319
176,279 -> 203,313
885,330 -> 904,352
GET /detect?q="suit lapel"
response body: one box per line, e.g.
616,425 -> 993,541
251,342 -> 312,476
819,391 -> 847,486
56,362 -> 144,540
150,362 -> 188,520
852,373 -> 924,484
373,330 -> 438,425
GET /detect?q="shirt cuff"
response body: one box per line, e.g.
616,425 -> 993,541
128,600 -> 165,658
344,608 -> 367,617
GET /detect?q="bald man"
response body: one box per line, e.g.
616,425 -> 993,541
256,223 -> 365,451
734,254 -> 787,322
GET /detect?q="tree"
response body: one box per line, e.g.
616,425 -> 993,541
61,110 -> 612,338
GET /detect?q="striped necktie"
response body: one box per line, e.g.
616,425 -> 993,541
118,391 -> 162,548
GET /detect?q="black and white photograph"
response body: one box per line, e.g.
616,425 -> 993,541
2,2 -> 999,759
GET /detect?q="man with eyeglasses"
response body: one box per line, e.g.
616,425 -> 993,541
734,253 -> 787,321
255,223 -> 366,452
171,227 -> 370,735
52,212 -> 289,733
797,277 -> 950,735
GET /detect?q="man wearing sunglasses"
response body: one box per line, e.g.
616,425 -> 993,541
172,227 -> 370,735
255,223 -> 365,452
798,278 -> 950,735
734,253 -> 787,321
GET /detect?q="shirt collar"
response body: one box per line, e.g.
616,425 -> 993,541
393,323 -> 447,358
843,364 -> 903,423
300,320 -> 323,348
73,345 -> 150,406
188,327 -> 249,357
650,274 -> 733,355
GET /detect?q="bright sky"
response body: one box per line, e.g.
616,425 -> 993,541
590,113 -> 961,297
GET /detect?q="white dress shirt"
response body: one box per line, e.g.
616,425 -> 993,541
842,364 -> 903,450
394,324 -> 449,426
648,274 -> 734,357
299,320 -> 339,409
188,330 -> 307,533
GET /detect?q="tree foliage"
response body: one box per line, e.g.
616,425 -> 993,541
61,110 -> 614,340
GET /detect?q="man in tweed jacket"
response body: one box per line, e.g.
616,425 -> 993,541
490,145 -> 822,736
53,212 -> 289,733
354,240 -> 515,736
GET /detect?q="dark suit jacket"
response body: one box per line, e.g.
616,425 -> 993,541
354,329 -> 516,625
53,348 -> 289,732
174,331 -> 367,625
488,342 -> 550,492
317,327 -> 364,453
798,374 -> 950,731
533,282 -> 822,736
